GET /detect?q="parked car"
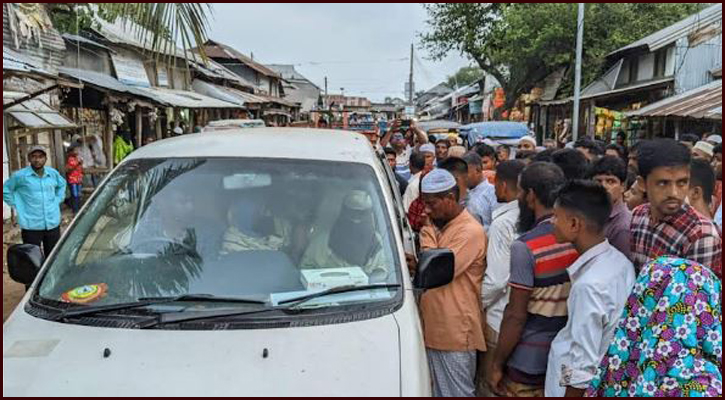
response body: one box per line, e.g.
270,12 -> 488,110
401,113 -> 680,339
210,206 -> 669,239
460,121 -> 530,148
3,128 -> 454,397
202,119 -> 266,133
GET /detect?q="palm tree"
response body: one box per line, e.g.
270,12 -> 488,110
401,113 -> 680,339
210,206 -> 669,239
46,3 -> 212,59
96,3 -> 213,58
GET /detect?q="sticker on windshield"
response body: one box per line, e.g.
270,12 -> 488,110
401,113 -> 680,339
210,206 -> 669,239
61,284 -> 109,305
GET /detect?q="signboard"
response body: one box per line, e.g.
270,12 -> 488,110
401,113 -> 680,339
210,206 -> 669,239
111,51 -> 151,88
157,67 -> 169,88
404,106 -> 416,117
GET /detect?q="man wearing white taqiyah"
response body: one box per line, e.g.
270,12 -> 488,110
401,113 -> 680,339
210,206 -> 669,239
414,169 -> 487,398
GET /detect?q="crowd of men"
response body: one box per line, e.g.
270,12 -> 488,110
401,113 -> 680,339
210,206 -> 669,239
367,123 -> 722,397
3,122 -> 723,398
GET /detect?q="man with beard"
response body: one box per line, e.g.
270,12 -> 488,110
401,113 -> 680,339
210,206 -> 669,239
631,139 -> 721,277
301,190 -> 390,283
414,169 -> 487,397
487,162 -> 578,397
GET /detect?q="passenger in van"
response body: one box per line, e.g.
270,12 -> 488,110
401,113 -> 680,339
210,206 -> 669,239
300,190 -> 390,282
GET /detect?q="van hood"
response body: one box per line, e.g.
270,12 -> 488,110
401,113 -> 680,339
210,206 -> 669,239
3,310 -> 401,397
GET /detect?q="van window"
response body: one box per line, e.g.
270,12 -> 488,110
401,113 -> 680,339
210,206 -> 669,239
39,158 -> 400,309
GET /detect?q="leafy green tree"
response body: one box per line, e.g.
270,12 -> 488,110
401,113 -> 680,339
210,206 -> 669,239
421,3 -> 707,111
446,66 -> 485,89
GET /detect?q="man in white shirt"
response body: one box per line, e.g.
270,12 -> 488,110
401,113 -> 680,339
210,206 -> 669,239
403,150 -> 431,212
477,160 -> 526,397
547,180 -> 635,397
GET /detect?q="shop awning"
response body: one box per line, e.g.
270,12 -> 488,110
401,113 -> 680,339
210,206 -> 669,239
580,77 -> 674,101
4,92 -> 76,130
190,79 -> 269,108
626,80 -> 722,119
132,86 -> 245,109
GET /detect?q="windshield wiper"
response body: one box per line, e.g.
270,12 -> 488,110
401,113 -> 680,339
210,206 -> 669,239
136,284 -> 402,329
57,294 -> 267,320
277,284 -> 402,308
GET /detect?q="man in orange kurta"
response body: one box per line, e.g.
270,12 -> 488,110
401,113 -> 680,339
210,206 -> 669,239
415,169 -> 487,397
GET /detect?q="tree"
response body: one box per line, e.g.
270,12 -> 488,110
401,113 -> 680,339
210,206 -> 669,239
49,3 -> 212,58
421,3 -> 707,113
446,66 -> 485,89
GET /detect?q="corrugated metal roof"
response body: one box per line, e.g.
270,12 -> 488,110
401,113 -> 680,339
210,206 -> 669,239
580,77 -> 674,101
626,79 -> 722,119
131,86 -> 244,109
4,91 -> 76,130
706,107 -> 722,119
62,33 -> 113,52
3,49 -> 55,78
3,3 -> 66,74
198,40 -> 281,79
59,67 -> 145,96
609,4 -> 722,59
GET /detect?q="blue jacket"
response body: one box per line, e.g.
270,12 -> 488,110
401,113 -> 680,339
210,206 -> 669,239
3,166 -> 67,231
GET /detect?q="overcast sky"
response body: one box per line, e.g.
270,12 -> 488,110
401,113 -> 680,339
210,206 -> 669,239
207,3 -> 470,102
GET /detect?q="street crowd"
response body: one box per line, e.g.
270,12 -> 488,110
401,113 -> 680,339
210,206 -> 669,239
367,122 -> 722,397
3,122 -> 723,398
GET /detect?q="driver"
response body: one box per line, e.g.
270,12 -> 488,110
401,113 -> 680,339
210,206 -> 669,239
130,189 -> 221,259
300,190 -> 390,282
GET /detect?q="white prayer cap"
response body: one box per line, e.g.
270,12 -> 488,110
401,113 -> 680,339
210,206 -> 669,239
421,169 -> 457,194
519,136 -> 537,147
420,143 -> 436,154
706,134 -> 722,145
343,190 -> 372,211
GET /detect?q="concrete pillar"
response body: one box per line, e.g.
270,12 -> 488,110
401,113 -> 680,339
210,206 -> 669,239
135,106 -> 143,148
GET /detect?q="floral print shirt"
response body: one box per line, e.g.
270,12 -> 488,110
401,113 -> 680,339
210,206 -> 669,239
586,257 -> 722,397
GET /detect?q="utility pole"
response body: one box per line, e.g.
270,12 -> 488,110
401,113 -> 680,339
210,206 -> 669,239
572,3 -> 585,140
324,77 -> 328,110
408,43 -> 415,106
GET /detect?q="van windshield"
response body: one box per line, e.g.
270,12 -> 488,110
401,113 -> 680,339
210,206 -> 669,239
38,158 -> 401,310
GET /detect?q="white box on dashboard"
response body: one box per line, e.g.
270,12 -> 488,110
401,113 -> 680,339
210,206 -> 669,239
301,267 -> 369,291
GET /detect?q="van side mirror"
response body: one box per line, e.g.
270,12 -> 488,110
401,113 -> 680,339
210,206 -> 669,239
413,249 -> 454,290
7,244 -> 44,286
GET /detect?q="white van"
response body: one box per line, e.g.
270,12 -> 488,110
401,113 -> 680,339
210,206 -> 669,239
3,129 -> 454,397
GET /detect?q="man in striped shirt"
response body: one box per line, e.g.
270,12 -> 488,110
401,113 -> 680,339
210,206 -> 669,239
487,162 -> 578,397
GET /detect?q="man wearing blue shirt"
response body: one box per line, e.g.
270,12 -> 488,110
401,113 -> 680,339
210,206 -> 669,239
3,145 -> 67,255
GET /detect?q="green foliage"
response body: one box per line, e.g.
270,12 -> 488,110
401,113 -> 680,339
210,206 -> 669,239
421,3 -> 708,109
49,3 -> 212,59
446,66 -> 485,89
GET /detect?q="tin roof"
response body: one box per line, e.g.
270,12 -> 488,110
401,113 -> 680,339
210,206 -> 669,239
3,3 -> 66,74
198,40 -> 281,79
3,49 -> 56,78
4,91 -> 76,130
626,79 -> 722,119
609,4 -> 722,59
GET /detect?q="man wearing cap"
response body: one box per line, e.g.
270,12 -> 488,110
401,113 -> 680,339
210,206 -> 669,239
412,169 -> 487,397
518,136 -> 537,153
692,140 -> 715,162
3,145 -> 67,256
